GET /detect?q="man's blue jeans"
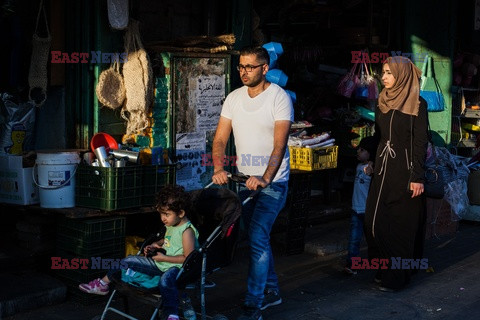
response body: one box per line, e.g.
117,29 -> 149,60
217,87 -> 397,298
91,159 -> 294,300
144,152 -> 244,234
346,211 -> 365,266
107,255 -> 180,315
238,181 -> 288,309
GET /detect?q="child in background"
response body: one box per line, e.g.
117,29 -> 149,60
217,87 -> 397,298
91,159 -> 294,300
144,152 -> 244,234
79,185 -> 199,320
344,136 -> 378,275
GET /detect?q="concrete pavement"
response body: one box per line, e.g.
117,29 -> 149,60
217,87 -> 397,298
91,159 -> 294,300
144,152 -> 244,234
3,218 -> 480,320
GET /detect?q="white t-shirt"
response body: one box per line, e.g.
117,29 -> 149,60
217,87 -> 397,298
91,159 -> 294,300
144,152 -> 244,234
352,163 -> 371,214
221,83 -> 294,182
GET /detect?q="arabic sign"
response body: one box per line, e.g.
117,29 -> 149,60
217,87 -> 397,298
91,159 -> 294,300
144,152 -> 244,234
189,75 -> 225,132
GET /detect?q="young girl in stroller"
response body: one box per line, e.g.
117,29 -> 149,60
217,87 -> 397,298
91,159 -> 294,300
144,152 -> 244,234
79,185 -> 200,320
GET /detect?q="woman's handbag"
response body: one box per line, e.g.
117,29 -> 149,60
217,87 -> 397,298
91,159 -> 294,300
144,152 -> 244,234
355,62 -> 379,100
337,63 -> 359,98
420,55 -> 445,112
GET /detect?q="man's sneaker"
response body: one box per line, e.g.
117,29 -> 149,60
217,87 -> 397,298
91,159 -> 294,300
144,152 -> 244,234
343,266 -> 358,275
260,289 -> 282,311
185,280 -> 216,289
237,306 -> 262,320
165,315 -> 180,320
78,278 -> 109,295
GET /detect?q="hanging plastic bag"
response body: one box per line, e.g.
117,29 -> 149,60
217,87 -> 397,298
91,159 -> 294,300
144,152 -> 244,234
367,63 -> 380,100
0,93 -> 36,154
108,0 -> 129,30
355,63 -> 378,100
337,63 -> 359,98
444,179 -> 469,219
420,55 -> 445,112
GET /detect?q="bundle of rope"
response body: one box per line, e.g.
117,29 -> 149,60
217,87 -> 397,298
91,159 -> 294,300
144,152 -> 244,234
121,19 -> 153,135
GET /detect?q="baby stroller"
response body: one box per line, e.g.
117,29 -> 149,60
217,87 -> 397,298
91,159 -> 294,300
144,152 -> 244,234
98,173 -> 256,320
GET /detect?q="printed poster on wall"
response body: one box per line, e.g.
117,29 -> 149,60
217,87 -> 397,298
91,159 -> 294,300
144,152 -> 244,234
189,75 -> 225,132
175,132 -> 206,191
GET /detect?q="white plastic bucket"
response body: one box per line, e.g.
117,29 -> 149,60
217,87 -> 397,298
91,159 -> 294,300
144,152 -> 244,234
34,150 -> 80,208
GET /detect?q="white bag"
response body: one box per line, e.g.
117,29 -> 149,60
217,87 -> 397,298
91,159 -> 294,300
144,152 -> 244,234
108,0 -> 129,30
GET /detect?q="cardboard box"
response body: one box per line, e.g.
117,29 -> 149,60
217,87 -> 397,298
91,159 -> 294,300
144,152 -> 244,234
0,154 -> 39,205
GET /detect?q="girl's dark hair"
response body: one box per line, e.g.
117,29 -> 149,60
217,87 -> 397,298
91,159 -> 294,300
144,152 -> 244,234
240,45 -> 270,65
155,185 -> 191,216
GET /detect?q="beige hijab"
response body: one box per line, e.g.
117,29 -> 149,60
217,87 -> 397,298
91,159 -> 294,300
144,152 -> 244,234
378,56 -> 422,116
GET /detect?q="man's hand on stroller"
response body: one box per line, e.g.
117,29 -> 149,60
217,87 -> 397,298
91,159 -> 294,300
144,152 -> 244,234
245,176 -> 269,190
212,169 -> 229,185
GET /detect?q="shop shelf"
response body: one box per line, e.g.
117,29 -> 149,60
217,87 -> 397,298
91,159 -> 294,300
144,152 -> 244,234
289,145 -> 338,171
75,165 -> 143,211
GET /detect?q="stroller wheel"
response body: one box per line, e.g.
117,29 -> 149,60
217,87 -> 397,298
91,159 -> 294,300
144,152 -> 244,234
211,314 -> 228,320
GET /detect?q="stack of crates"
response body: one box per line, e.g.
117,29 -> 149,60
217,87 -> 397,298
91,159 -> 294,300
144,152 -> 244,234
283,172 -> 312,255
55,216 -> 126,305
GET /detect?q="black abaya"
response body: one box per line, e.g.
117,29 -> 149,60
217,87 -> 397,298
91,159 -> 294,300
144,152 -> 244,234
364,100 -> 428,290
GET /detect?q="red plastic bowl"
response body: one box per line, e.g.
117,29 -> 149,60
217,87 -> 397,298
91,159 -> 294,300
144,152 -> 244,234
90,132 -> 119,153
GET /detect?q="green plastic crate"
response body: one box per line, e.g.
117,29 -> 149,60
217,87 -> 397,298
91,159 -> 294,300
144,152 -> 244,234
57,216 -> 126,241
141,165 -> 176,206
56,235 -> 125,257
75,165 -> 143,211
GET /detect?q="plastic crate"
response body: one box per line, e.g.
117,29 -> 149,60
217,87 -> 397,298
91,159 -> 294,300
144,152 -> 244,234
56,235 -> 125,257
57,216 -> 126,242
289,145 -> 338,171
141,165 -> 175,206
75,165 -> 143,211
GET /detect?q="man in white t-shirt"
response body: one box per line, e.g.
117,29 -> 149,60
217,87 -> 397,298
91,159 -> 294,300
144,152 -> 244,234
212,46 -> 293,320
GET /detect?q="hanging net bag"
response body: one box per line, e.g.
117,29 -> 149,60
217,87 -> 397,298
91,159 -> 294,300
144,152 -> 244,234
96,61 -> 126,109
121,19 -> 153,135
28,0 -> 51,107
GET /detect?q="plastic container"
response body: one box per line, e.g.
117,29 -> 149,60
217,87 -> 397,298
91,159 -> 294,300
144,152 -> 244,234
75,165 -> 143,211
266,69 -> 288,87
263,42 -> 284,55
289,145 -> 338,171
34,150 -> 81,208
90,132 -> 119,153
141,165 -> 175,206
57,216 -> 126,256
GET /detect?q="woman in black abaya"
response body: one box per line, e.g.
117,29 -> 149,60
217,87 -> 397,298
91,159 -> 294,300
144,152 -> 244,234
364,56 -> 428,291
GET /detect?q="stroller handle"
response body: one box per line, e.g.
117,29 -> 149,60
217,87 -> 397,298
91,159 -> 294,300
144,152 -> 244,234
205,172 -> 263,205
205,172 -> 257,188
